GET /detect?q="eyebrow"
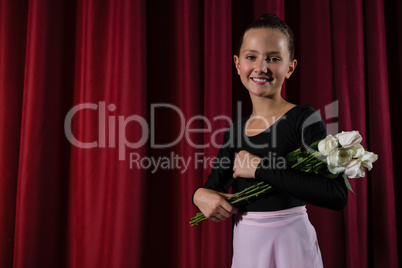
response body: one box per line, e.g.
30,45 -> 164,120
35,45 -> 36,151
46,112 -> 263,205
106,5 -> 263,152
243,49 -> 259,53
243,49 -> 282,55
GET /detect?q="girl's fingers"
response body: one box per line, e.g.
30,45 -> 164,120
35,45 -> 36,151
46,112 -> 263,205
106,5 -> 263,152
220,201 -> 238,215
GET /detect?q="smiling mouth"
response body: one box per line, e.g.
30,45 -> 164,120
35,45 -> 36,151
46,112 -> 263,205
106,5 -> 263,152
251,77 -> 273,83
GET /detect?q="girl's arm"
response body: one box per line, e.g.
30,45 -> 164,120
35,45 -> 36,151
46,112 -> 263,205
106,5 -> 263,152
192,126 -> 238,221
255,163 -> 348,210
232,150 -> 348,211
234,105 -> 348,211
193,188 -> 237,222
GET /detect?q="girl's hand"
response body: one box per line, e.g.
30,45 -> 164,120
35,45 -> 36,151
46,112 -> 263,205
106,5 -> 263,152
193,188 -> 238,222
233,150 -> 262,179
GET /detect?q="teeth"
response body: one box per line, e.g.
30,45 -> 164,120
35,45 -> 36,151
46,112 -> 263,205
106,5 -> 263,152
252,78 -> 269,82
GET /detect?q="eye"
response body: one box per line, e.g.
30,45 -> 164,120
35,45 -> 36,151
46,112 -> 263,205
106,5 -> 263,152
245,55 -> 256,60
267,57 -> 281,62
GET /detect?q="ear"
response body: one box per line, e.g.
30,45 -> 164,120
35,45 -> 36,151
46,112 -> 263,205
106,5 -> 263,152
233,55 -> 241,75
286,59 -> 297,79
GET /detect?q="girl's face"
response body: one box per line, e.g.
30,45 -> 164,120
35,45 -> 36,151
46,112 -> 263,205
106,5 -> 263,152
234,28 -> 297,99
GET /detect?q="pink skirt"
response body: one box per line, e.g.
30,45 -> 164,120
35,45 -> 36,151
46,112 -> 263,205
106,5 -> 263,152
231,206 -> 323,268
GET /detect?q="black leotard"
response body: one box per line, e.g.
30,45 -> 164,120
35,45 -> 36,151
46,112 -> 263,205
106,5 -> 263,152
197,105 -> 347,212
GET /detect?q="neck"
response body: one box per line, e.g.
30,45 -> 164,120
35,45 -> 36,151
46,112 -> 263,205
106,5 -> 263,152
249,94 -> 288,117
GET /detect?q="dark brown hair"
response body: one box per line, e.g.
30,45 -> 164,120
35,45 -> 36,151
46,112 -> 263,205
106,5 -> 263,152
238,13 -> 295,60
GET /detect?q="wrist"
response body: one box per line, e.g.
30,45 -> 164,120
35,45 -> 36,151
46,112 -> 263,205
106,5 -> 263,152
192,187 -> 204,207
254,157 -> 267,179
254,157 -> 262,178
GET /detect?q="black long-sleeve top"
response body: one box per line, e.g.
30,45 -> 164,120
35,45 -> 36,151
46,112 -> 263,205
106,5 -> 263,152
198,105 -> 348,212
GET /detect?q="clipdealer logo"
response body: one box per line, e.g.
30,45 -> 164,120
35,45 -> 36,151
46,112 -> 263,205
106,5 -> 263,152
64,101 -> 339,173
64,102 -> 233,161
301,100 -> 339,153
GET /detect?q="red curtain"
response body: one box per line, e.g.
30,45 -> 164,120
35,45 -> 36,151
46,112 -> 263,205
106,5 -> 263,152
0,0 -> 400,267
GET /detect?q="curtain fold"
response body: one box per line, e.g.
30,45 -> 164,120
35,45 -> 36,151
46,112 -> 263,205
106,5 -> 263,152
384,0 -> 402,262
0,0 -> 28,267
13,0 -> 75,266
329,1 -> 368,267
175,0 -> 204,267
365,0 -> 398,266
201,1 -> 233,267
0,0 -> 399,267
68,0 -> 147,267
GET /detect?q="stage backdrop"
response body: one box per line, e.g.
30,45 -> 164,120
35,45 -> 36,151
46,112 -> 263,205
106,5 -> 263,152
0,0 -> 400,267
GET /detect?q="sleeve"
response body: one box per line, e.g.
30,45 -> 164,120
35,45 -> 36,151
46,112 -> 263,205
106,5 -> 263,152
254,105 -> 348,211
192,126 -> 235,205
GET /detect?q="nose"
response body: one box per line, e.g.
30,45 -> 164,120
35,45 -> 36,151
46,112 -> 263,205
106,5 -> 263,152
255,60 -> 268,74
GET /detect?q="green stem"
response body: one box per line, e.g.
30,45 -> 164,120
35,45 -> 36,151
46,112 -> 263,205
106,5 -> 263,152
231,186 -> 272,205
190,183 -> 273,226
291,151 -> 321,169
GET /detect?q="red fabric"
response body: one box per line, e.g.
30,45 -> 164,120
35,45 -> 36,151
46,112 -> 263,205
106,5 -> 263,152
0,0 -> 400,267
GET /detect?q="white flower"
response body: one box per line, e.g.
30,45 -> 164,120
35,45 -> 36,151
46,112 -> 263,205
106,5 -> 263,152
335,131 -> 363,148
360,151 -> 378,171
328,164 -> 346,174
342,150 -> 378,178
347,144 -> 365,158
318,135 -> 338,156
345,160 -> 365,178
327,148 -> 352,167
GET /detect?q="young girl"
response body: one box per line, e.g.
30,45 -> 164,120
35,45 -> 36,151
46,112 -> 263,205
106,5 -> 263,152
193,14 -> 348,267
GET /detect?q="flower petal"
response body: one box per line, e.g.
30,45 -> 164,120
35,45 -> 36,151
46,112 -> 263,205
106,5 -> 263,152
345,160 -> 365,178
328,164 -> 345,174
335,131 -> 363,148
318,135 -> 338,156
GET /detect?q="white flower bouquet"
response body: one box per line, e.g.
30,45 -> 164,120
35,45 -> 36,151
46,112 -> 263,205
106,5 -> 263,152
289,131 -> 378,193
190,131 -> 378,226
318,131 -> 378,179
